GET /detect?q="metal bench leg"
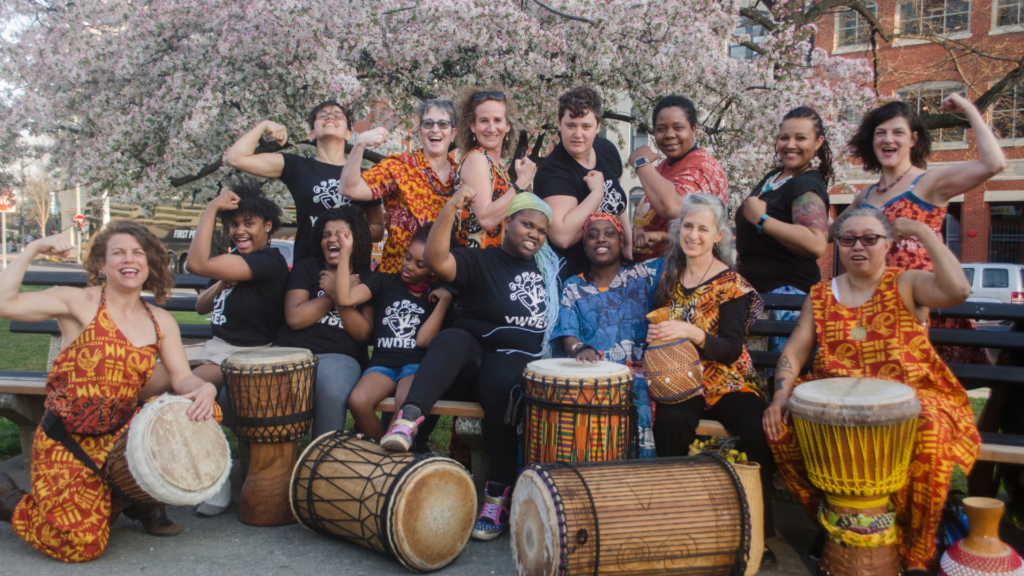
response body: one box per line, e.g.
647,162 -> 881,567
454,416 -> 489,502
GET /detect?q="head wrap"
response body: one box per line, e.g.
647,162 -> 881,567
506,193 -> 562,358
582,212 -> 624,239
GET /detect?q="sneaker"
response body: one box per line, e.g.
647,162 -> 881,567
381,407 -> 424,452
472,482 -> 511,541
196,478 -> 232,517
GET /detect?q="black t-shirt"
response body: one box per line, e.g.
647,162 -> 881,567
279,153 -> 382,262
534,138 -> 626,270
735,170 -> 829,294
449,247 -> 565,357
209,246 -> 289,346
274,259 -> 371,363
362,273 -> 439,369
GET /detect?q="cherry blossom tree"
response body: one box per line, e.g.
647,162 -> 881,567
0,0 -> 877,209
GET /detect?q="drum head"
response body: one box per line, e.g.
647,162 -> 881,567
525,358 -> 631,381
790,378 -> 921,427
225,347 -> 314,369
387,458 -> 477,572
510,469 -> 561,576
127,395 -> 231,506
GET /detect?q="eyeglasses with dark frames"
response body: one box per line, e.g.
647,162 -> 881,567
836,234 -> 888,247
472,91 -> 506,102
420,120 -> 453,130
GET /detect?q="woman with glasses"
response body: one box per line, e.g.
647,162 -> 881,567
339,99 -> 460,273
765,207 -> 979,576
453,85 -> 537,249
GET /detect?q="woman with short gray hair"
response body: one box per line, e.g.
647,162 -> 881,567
339,99 -> 460,273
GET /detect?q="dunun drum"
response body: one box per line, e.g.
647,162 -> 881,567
643,307 -> 703,404
522,359 -> 635,465
510,456 -> 752,576
222,347 -> 318,526
290,432 -> 477,573
105,394 -> 231,506
789,378 -> 921,576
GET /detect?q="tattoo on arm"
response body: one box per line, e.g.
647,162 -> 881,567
775,375 -> 789,391
775,356 -> 794,391
778,356 -> 793,371
792,192 -> 828,234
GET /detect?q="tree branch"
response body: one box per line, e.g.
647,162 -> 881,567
803,0 -> 891,42
737,40 -> 768,57
974,62 -> 1024,113
739,7 -> 776,32
531,0 -> 595,25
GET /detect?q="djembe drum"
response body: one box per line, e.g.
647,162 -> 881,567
642,307 -> 703,404
222,347 -> 317,526
105,394 -> 231,506
789,378 -> 921,576
522,359 -> 635,464
290,432 -> 477,573
510,455 -> 752,576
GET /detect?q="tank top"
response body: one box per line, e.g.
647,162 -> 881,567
45,287 -> 162,435
456,148 -> 510,249
862,174 -> 946,272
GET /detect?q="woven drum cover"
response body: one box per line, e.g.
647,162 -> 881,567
643,338 -> 703,404
790,378 -> 921,427
734,463 -> 764,576
525,359 -> 631,381
939,541 -> 1024,576
224,347 -> 314,370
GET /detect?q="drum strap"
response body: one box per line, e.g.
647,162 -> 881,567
41,410 -> 149,509
233,410 -> 314,428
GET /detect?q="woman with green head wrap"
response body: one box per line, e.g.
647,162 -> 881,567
379,185 -> 565,542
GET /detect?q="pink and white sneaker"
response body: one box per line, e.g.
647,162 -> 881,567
472,481 -> 511,541
380,407 -> 425,452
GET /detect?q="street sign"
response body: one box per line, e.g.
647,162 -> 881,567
0,191 -> 15,213
74,213 -> 85,227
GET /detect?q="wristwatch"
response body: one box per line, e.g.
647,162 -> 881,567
632,157 -> 651,171
511,182 -> 525,194
756,214 -> 771,234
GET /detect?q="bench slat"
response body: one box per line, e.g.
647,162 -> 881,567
23,270 -> 211,290
0,372 -> 47,395
374,398 -> 486,418
11,320 -> 212,340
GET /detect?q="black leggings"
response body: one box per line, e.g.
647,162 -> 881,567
653,392 -> 776,538
403,328 -> 528,486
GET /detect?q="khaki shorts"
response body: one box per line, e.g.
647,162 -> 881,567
184,336 -> 271,366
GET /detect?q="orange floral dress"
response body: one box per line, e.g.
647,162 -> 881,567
362,150 -> 457,273
455,148 -> 509,249
863,174 -> 989,365
769,269 -> 980,572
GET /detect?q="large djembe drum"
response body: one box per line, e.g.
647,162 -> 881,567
291,432 -> 477,573
510,455 -> 752,576
522,359 -> 635,464
106,394 -> 231,506
789,378 -> 921,576
222,347 -> 317,526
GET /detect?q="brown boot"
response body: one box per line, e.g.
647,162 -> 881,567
122,504 -> 182,537
0,472 -> 27,524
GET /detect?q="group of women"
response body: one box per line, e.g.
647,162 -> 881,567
0,83 -> 1007,574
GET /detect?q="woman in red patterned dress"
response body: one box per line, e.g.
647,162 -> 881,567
766,207 -> 979,575
0,223 -> 219,562
832,95 -> 1006,363
453,84 -> 537,249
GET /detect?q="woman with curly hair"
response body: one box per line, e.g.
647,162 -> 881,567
0,223 -> 220,561
453,84 -> 537,248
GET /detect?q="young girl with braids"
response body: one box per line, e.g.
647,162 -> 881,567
334,222 -> 454,442
735,106 -> 834,353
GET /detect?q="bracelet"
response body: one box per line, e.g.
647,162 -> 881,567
573,344 -> 595,358
570,342 -> 585,355
512,182 -> 526,194
756,214 -> 771,234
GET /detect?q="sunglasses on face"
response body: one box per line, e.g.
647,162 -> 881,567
316,112 -> 347,121
472,91 -> 506,101
836,234 -> 887,247
420,120 -> 453,130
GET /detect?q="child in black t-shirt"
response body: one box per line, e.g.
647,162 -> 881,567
335,223 -> 453,441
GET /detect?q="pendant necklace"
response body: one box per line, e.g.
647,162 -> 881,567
847,277 -> 868,341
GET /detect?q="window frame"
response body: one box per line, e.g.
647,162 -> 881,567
991,81 -> 1024,144
729,11 -> 769,60
834,1 -> 878,53
895,81 -> 970,149
896,0 -> 973,38
991,0 -> 1024,34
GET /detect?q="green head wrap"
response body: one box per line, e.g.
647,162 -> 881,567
507,193 -> 553,222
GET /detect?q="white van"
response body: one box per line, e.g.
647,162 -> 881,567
961,263 -> 1024,304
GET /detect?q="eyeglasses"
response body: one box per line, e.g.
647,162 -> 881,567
836,234 -> 887,247
472,91 -> 506,102
316,112 -> 347,121
420,120 -> 453,130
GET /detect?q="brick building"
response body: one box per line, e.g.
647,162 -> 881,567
811,0 -> 1024,278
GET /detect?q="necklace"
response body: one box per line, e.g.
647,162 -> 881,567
845,276 -> 868,341
875,166 -> 912,195
684,257 -> 716,289
761,171 -> 793,194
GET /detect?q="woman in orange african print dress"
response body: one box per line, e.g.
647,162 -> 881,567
453,84 -> 537,249
0,222 -> 220,563
767,207 -> 979,575
647,194 -> 777,568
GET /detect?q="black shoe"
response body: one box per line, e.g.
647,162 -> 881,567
123,504 -> 182,537
0,472 -> 26,524
808,530 -> 825,562
761,546 -> 778,569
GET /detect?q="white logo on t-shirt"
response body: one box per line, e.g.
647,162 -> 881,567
210,287 -> 233,326
599,179 -> 626,215
312,179 -> 353,209
506,272 -> 546,328
315,290 -> 343,328
378,299 -> 424,349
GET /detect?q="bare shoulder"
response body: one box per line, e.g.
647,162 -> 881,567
460,150 -> 489,171
150,306 -> 181,334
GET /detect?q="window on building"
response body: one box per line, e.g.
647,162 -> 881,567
898,0 -> 971,35
729,14 -> 768,60
996,0 -> 1024,26
992,82 -> 1024,140
836,2 -> 878,47
896,83 -> 967,143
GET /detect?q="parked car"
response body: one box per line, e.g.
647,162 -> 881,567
270,239 -> 294,270
961,263 -> 1024,304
